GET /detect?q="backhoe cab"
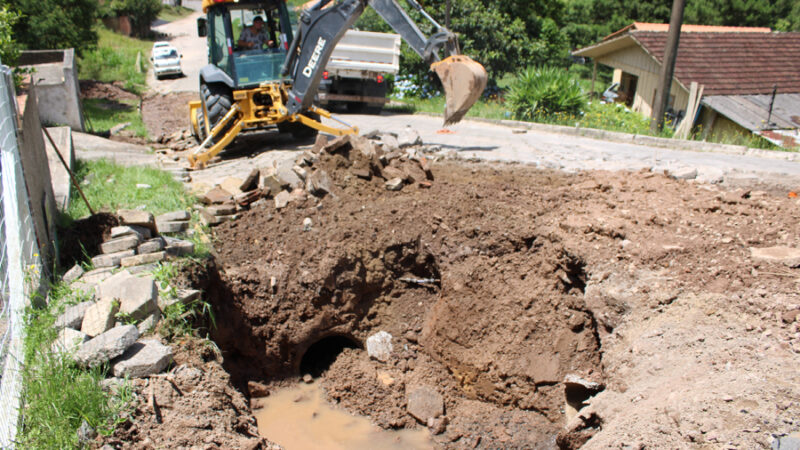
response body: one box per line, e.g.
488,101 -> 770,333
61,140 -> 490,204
188,0 -> 486,169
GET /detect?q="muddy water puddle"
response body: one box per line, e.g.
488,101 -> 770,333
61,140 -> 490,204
254,380 -> 434,450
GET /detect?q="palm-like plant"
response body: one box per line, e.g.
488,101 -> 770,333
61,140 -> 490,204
506,66 -> 586,120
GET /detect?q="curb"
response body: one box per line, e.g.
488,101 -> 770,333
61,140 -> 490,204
412,113 -> 800,163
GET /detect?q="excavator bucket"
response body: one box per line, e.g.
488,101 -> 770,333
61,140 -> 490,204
431,55 -> 488,125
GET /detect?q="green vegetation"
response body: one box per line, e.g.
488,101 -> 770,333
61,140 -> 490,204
99,0 -> 162,38
79,26 -> 150,94
697,128 -> 781,150
0,6 -> 20,65
82,98 -> 148,138
19,281 -> 133,448
64,159 -> 194,223
5,0 -> 99,56
152,260 -> 215,339
506,66 -> 586,120
20,154 -> 215,445
158,4 -> 194,22
387,96 -> 507,121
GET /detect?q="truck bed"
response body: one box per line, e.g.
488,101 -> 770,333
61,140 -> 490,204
326,30 -> 401,78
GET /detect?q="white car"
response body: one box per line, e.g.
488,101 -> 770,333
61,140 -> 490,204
151,42 -> 182,79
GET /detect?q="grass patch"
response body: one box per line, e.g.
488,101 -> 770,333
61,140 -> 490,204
79,26 -> 152,94
152,260 -> 216,339
158,5 -> 194,22
64,159 -> 194,223
83,98 -> 148,139
19,282 -> 133,448
697,129 -> 783,151
387,95 -> 508,120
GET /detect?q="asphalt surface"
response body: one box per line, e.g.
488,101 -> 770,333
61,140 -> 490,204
149,9 -> 800,191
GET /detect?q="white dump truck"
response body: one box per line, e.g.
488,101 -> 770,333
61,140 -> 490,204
316,30 -> 401,114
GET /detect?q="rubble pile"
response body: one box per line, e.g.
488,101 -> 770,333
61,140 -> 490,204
154,129 -> 196,153
83,209 -> 194,271
196,128 -> 435,226
55,207 -> 201,382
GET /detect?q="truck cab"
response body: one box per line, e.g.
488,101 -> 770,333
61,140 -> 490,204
201,0 -> 295,88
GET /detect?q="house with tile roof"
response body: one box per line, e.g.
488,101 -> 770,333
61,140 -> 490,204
573,23 -> 800,148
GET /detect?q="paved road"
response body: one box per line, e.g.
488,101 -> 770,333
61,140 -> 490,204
327,113 -> 800,189
149,8 -> 206,94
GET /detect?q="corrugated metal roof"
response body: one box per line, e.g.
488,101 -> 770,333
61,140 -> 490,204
702,93 -> 800,131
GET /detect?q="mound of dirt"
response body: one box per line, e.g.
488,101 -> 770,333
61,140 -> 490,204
58,212 -> 118,268
80,80 -> 140,102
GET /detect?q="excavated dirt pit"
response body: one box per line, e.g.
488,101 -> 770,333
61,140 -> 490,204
118,150 -> 800,449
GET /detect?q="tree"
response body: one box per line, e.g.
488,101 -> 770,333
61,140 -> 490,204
3,0 -> 98,55
0,6 -> 20,66
103,0 -> 162,38
358,0 -> 568,89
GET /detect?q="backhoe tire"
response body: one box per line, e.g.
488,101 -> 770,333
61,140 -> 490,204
200,82 -> 234,143
192,107 -> 207,144
278,113 -> 319,140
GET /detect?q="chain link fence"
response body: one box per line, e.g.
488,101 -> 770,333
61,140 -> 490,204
0,65 -> 43,447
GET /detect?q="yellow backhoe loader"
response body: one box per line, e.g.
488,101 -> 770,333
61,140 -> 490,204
188,0 -> 486,169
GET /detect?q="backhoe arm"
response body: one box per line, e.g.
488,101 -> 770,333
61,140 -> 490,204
283,0 -> 486,124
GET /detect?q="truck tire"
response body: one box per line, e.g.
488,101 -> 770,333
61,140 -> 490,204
200,82 -> 234,142
278,113 -> 320,140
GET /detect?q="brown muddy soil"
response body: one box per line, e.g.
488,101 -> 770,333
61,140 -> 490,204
141,91 -> 198,141
80,80 -> 140,102
198,151 -> 800,448
102,337 -> 280,450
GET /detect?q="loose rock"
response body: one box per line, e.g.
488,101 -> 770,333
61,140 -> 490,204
111,225 -> 152,241
111,339 -> 173,378
200,186 -> 234,205
156,211 -> 191,222
275,191 -> 291,209
385,178 -> 404,191
63,264 -> 84,283
121,251 -> 167,268
397,126 -> 422,148
366,331 -> 393,362
81,297 -> 120,337
92,249 -> 136,269
96,271 -> 158,321
406,386 -> 444,424
156,221 -> 190,234
137,237 -> 166,254
750,246 -> 800,267
117,209 -> 156,232
164,237 -> 195,257
239,169 -> 261,192
100,235 -> 140,254
55,301 -> 94,330
75,324 -> 139,368
51,327 -> 89,355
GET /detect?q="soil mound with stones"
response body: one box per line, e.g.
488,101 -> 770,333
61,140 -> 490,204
203,153 -> 799,448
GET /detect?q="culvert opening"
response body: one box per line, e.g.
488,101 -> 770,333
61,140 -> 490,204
299,335 -> 360,378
